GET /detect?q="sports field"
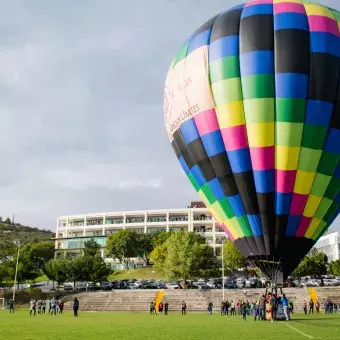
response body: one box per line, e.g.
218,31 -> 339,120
1,310 -> 340,340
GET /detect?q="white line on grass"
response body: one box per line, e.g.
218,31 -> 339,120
283,322 -> 314,339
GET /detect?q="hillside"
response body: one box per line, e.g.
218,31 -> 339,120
109,267 -> 167,281
0,220 -> 54,244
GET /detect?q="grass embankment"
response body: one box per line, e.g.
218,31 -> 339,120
1,310 -> 339,340
109,267 -> 167,281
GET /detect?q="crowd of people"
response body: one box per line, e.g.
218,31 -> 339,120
28,297 -> 79,318
147,294 -> 340,321
29,297 -> 64,315
303,299 -> 339,314
204,293 -> 292,321
149,300 -> 170,315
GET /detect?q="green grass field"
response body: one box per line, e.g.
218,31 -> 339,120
109,267 -> 166,280
1,311 -> 340,340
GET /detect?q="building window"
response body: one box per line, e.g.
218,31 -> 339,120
169,216 -> 188,222
193,215 -> 212,221
147,216 -> 167,223
126,217 -> 144,223
86,219 -> 103,226
69,221 -> 84,227
105,218 -> 123,224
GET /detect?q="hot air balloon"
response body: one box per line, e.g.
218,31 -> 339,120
164,0 -> 340,285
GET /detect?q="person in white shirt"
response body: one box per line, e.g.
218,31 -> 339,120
29,299 -> 36,316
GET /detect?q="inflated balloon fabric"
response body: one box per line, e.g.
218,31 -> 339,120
164,0 -> 340,277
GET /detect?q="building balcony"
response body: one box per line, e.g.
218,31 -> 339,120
105,219 -> 124,225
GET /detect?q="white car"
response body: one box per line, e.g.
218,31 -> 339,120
166,283 -> 180,289
75,282 -> 86,291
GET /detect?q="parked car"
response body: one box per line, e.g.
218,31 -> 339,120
64,284 -> 73,291
86,282 -> 100,291
101,281 -> 112,290
127,283 -> 140,290
166,282 -> 180,289
75,282 -> 86,291
283,280 -> 297,288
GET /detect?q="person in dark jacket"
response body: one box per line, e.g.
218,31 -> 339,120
164,301 -> 169,315
309,299 -> 314,314
73,297 -> 79,318
270,295 -> 278,321
8,299 -> 14,314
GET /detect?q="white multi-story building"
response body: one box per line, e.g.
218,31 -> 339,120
54,202 -> 227,264
314,231 -> 340,262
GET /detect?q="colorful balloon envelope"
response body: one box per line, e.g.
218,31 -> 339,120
164,0 -> 340,282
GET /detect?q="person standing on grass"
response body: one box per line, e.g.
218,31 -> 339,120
8,299 -> 14,314
282,294 -> 290,321
37,299 -> 42,314
254,299 -> 260,321
59,301 -> 64,314
220,301 -> 225,316
289,301 -> 294,315
303,300 -> 307,314
149,301 -> 154,315
158,301 -> 164,315
225,300 -> 229,315
270,294 -> 277,321
260,295 -> 266,320
164,301 -> 169,315
208,301 -> 213,315
309,299 -> 314,314
316,301 -> 320,314
181,301 -> 187,315
241,301 -> 247,321
42,300 -> 46,314
324,300 -> 329,314
51,297 -> 57,316
73,297 -> 79,318
230,300 -> 235,315
29,299 -> 36,316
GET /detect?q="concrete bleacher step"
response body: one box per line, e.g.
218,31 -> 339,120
63,288 -> 340,313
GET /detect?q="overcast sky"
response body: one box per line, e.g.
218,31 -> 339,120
1,0 -> 340,232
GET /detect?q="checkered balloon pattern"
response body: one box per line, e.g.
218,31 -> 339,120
164,0 -> 340,276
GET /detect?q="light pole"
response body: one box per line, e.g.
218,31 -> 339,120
222,240 -> 225,301
13,241 -> 22,302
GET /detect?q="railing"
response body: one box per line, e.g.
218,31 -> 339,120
169,216 -> 188,222
147,217 -> 167,222
86,220 -> 103,226
105,219 -> 124,224
193,217 -> 212,221
126,218 -> 145,223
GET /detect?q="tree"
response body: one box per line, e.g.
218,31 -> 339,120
150,242 -> 168,272
80,239 -> 112,283
66,257 -> 86,288
29,241 -> 55,271
85,256 -> 112,283
15,244 -> 40,284
44,259 -> 69,289
330,260 -> 340,276
292,249 -> 328,277
4,217 -> 11,225
151,231 -> 216,287
193,243 -> 220,279
0,240 -> 16,262
292,256 -> 312,277
135,234 -> 154,265
152,232 -> 172,247
106,230 -> 138,269
82,239 -> 101,257
222,239 -> 246,272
